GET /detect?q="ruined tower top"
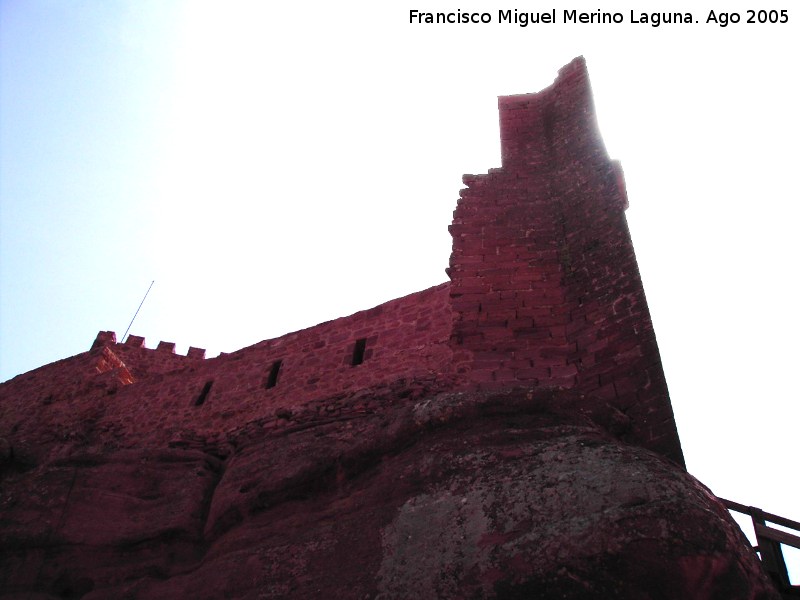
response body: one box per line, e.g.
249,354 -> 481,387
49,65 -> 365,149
499,56 -> 597,168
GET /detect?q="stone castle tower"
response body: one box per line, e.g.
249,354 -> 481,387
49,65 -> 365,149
0,58 -> 780,599
449,58 -> 680,463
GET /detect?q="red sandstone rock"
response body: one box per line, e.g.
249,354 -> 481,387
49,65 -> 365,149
0,389 -> 778,599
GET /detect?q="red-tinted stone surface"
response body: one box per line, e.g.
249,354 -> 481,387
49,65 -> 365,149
0,57 -> 778,598
449,58 -> 679,463
0,389 -> 778,599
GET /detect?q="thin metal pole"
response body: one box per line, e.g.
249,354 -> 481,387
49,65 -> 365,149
122,280 -> 154,343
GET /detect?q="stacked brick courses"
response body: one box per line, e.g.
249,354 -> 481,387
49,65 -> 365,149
447,57 -> 681,463
0,284 -> 453,452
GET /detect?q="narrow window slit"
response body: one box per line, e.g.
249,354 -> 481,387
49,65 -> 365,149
266,359 -> 283,389
351,338 -> 367,366
195,380 -> 213,406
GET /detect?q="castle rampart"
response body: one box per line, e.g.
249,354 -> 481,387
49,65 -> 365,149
0,57 -> 680,465
0,283 -> 453,453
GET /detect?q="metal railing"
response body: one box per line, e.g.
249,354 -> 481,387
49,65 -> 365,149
721,498 -> 800,595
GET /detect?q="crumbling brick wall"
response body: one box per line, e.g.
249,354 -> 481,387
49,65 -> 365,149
447,58 -> 682,463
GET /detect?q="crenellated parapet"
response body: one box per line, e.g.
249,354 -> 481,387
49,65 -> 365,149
91,330 -> 207,360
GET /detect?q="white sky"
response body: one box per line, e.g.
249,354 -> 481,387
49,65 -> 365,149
1,0 -> 797,578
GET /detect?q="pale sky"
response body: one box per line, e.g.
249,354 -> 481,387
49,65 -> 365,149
1,0 -> 797,578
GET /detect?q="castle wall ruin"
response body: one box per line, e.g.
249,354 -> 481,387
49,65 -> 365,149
0,57 -> 682,465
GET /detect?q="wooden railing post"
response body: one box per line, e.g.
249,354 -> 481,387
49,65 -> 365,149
750,506 -> 791,590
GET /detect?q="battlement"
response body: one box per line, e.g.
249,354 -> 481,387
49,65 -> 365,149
91,330 -> 207,360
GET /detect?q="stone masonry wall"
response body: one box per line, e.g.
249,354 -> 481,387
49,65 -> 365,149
0,284 -> 453,453
0,57 -> 682,466
549,65 -> 678,462
447,58 -> 682,464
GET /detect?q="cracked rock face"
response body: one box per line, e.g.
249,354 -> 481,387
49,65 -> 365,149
0,390 -> 779,599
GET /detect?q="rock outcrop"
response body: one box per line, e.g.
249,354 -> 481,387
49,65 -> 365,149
0,387 -> 778,599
